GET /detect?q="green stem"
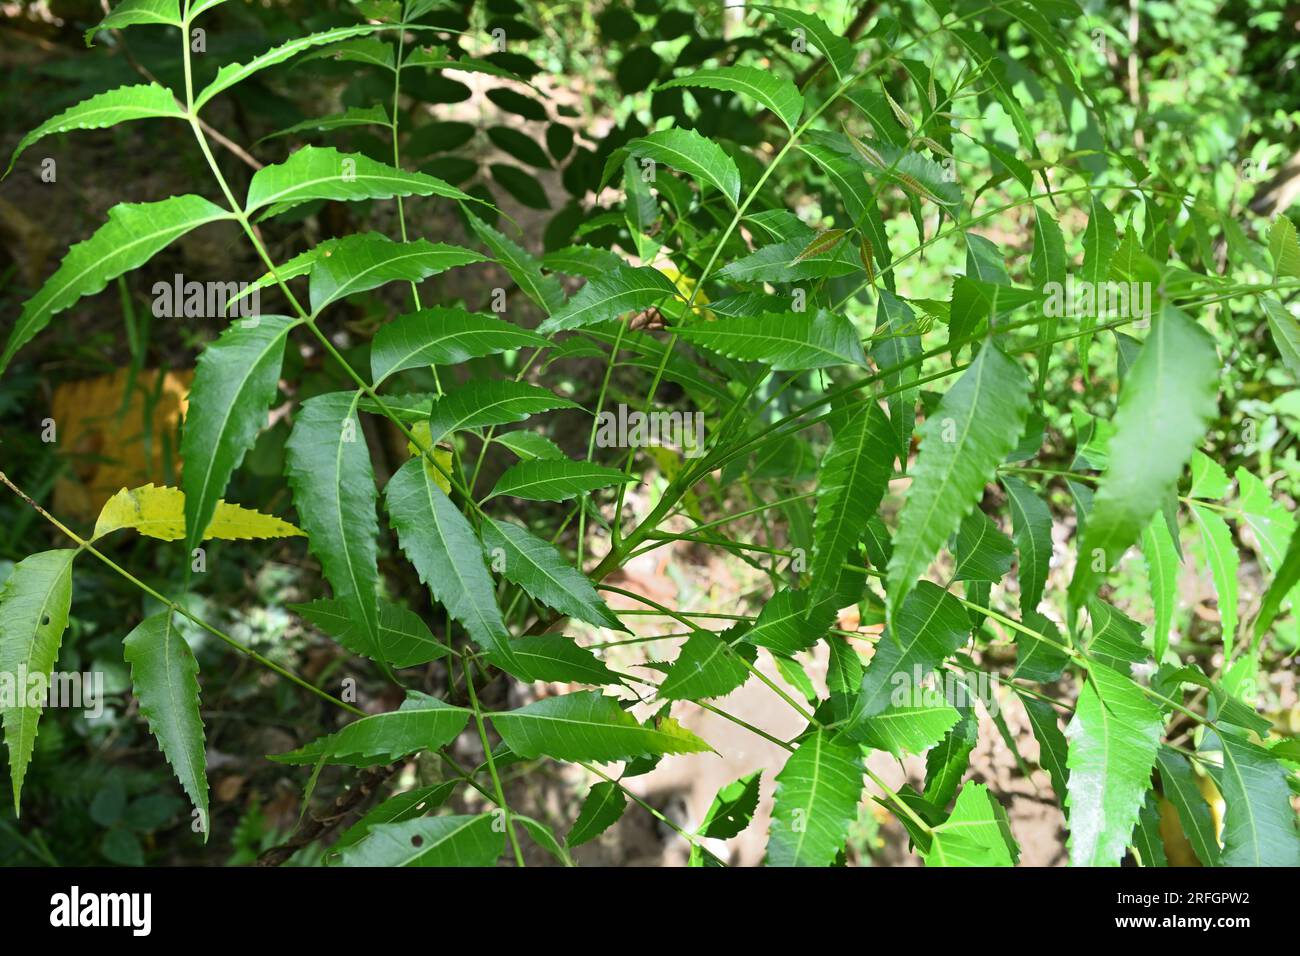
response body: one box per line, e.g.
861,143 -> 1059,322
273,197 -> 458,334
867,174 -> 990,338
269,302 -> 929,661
576,761 -> 712,856
462,652 -> 525,866
866,766 -> 933,836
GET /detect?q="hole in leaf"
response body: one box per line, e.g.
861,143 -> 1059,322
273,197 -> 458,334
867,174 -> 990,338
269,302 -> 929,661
41,615 -> 50,626
410,835 -> 424,848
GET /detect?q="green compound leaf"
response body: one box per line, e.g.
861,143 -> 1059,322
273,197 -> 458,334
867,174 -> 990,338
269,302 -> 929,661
258,105 -> 391,142
426,381 -> 577,443
1000,475 -> 1053,614
625,127 -> 740,206
1023,695 -> 1070,808
1189,502 -> 1239,657
466,212 -> 566,315
505,635 -> 618,686
1140,516 -> 1180,663
843,581 -> 970,733
1154,747 -> 1219,866
308,236 -> 487,314
1263,298 -> 1300,379
494,430 -> 565,462
330,783 -> 457,857
752,5 -> 856,81
746,588 -> 836,655
246,146 -> 476,214
1205,730 -> 1300,866
85,0 -> 181,46
1268,214 -> 1300,281
195,25 -> 383,110
699,771 -> 762,840
856,702 -> 961,758
1255,522 -> 1300,643
809,403 -> 894,604
657,627 -> 755,701
952,508 -> 1014,584
923,709 -> 978,809
291,598 -> 448,668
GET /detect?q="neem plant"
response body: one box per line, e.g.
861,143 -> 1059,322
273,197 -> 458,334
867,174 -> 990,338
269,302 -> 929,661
2,0 -> 1300,867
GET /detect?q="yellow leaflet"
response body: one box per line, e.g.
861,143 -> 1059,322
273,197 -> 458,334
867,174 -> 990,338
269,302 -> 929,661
654,715 -> 714,754
405,421 -> 454,494
655,262 -> 713,320
93,484 -> 305,542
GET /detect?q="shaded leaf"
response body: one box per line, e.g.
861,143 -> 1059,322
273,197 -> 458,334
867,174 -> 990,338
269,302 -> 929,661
0,549 -> 77,813
699,771 -> 762,840
182,315 -> 296,553
122,613 -> 208,825
1,195 -> 232,375
6,83 -> 184,177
